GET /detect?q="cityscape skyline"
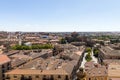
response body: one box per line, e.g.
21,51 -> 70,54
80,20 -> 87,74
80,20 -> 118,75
0,0 -> 120,32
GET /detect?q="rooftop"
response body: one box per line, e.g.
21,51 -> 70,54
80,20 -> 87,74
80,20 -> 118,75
99,46 -> 120,57
105,60 -> 120,78
109,78 -> 120,80
0,54 -> 11,65
5,45 -> 85,76
10,49 -> 52,68
5,68 -> 68,75
103,59 -> 120,65
85,61 -> 107,77
18,57 -> 75,74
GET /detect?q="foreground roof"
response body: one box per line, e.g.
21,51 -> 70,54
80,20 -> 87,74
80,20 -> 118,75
0,54 -> 11,65
5,69 -> 69,75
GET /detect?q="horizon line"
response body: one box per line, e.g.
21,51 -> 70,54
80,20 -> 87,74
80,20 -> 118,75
1,30 -> 120,33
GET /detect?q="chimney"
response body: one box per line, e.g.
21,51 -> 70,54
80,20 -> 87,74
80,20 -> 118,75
41,69 -> 43,72
94,64 -> 98,68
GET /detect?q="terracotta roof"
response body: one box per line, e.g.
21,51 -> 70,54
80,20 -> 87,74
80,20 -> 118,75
0,54 -> 11,65
100,46 -> 120,56
85,61 -> 107,77
109,78 -> 120,80
86,66 -> 107,76
108,64 -> 120,77
5,69 -> 69,75
108,69 -> 120,77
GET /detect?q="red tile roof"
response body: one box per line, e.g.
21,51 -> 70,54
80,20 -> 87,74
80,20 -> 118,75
110,78 -> 120,80
0,54 -> 10,65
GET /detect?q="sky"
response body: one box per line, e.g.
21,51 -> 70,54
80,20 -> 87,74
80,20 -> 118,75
0,0 -> 120,32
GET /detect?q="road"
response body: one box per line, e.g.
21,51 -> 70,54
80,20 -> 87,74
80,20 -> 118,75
80,47 -> 98,68
80,53 -> 87,68
75,47 -> 98,80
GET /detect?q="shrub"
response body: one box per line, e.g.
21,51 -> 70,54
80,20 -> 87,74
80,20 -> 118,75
93,49 -> 99,57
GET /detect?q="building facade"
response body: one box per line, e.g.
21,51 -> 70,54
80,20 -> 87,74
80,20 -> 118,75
0,55 -> 11,80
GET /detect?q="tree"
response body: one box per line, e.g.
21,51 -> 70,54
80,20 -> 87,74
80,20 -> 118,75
11,44 -> 53,50
65,36 -> 74,43
71,32 -> 79,38
64,32 -> 80,43
86,47 -> 91,53
60,38 -> 66,44
93,49 -> 99,57
85,52 -> 92,62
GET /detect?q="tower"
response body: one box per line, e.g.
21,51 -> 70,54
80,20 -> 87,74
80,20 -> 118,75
18,32 -> 22,45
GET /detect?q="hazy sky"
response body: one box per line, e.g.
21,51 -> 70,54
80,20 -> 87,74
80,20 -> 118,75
0,0 -> 120,32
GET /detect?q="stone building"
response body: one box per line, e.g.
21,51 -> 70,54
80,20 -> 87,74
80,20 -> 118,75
0,54 -> 11,80
98,46 -> 120,63
84,61 -> 108,80
5,45 -> 85,80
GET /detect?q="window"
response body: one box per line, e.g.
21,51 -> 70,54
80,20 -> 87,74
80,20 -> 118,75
28,76 -> 32,80
43,75 -> 46,77
7,63 -> 10,66
2,74 -> 5,77
36,75 -> 39,78
7,63 -> 10,69
58,75 -> 61,78
14,76 -> 17,78
42,77 -> 47,80
6,76 -> 10,79
2,69 -> 5,73
2,65 -> 5,68
7,67 -> 10,70
43,75 -> 47,80
28,76 -> 31,78
50,75 -> 54,80
21,75 -> 25,80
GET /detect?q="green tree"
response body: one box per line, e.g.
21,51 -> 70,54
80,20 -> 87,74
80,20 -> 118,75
86,47 -> 91,53
93,49 -> 99,57
11,44 -> 53,50
60,38 -> 66,44
71,32 -> 79,38
85,52 -> 92,62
